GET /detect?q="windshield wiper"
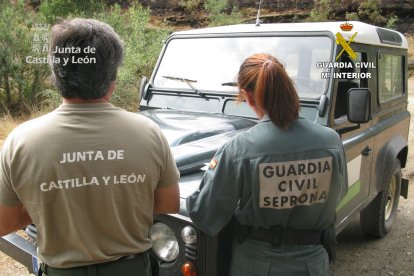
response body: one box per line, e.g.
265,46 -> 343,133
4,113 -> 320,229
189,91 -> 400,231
162,75 -> 207,99
221,82 -> 238,87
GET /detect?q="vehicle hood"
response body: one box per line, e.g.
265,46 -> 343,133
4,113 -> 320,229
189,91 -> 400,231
139,109 -> 256,175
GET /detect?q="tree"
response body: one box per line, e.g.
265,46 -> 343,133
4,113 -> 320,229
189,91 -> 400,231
0,2 -> 51,114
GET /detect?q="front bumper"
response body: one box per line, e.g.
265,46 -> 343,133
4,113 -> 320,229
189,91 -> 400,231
0,232 -> 38,274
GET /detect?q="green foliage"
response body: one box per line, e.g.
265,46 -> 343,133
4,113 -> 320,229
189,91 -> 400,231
95,4 -> 169,111
0,1 -> 169,114
345,12 -> 359,21
357,0 -> 386,25
309,0 -> 333,22
178,0 -> 201,12
204,0 -> 227,14
49,3 -> 170,111
354,0 -> 397,28
39,0 -> 105,23
386,15 -> 398,29
178,0 -> 202,24
0,1 -> 52,115
204,0 -> 243,27
36,88 -> 61,110
311,0 -> 394,28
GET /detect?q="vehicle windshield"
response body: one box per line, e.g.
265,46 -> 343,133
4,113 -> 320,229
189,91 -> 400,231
153,35 -> 333,98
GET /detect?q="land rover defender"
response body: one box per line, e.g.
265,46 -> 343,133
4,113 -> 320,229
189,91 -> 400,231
0,21 -> 410,276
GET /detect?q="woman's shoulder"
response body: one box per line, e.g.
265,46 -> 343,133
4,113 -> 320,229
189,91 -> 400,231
295,118 -> 341,142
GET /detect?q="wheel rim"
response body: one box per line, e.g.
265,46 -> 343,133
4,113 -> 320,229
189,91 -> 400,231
385,175 -> 397,221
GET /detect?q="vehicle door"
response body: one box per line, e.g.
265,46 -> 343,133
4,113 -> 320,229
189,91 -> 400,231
331,47 -> 374,230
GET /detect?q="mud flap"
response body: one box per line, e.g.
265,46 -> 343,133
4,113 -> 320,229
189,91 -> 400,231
400,178 -> 409,199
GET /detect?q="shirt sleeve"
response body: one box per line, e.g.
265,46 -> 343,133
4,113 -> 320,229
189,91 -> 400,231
186,144 -> 240,236
0,138 -> 21,206
157,129 -> 180,188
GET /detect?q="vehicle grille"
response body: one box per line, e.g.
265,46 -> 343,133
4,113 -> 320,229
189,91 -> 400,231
184,244 -> 197,261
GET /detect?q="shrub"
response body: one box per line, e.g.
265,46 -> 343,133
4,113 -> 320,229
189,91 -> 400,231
345,12 -> 359,21
357,0 -> 386,25
95,4 -> 170,111
204,0 -> 243,26
309,0 -> 336,22
386,15 -> 398,29
39,0 -> 105,23
1,1 -> 170,114
0,1 -> 51,115
204,0 -> 227,15
178,0 -> 201,12
42,2 -> 170,111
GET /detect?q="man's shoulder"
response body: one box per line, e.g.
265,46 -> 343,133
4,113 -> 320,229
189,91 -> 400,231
10,112 -> 55,137
113,110 -> 159,130
1,112 -> 55,153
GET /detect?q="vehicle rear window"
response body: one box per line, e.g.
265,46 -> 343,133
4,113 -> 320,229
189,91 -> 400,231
378,53 -> 404,103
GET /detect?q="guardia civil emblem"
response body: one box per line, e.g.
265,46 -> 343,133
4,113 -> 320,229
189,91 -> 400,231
335,22 -> 358,60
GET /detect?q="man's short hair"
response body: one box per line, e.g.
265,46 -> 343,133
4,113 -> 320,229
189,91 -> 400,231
49,18 -> 124,99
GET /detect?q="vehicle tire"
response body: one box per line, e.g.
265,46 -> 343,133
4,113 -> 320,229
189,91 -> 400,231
360,159 -> 402,237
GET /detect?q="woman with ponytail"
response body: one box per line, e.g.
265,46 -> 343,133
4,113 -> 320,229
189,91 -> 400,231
187,53 -> 348,275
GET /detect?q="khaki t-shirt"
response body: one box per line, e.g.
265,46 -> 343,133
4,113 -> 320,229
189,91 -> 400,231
0,103 -> 180,268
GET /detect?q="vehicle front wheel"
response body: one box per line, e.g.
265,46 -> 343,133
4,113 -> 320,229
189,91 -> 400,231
360,159 -> 402,237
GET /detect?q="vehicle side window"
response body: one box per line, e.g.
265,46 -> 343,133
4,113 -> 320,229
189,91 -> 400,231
334,52 -> 367,119
378,53 -> 404,103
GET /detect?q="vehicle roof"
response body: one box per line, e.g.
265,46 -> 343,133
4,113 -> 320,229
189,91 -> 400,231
171,21 -> 408,49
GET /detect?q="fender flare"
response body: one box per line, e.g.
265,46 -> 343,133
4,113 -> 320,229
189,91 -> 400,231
375,135 -> 408,192
376,135 -> 408,191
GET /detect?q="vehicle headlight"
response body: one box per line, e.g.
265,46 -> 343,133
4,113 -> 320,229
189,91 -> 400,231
181,226 -> 198,244
150,222 -> 179,262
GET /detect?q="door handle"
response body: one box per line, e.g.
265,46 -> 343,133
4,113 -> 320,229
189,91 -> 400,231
361,146 -> 373,156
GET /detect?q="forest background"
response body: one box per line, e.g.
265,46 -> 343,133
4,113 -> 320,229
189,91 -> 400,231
0,0 -> 413,140
0,0 -> 414,275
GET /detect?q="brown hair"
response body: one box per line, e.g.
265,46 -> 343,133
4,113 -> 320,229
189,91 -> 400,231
237,53 -> 300,130
49,18 -> 124,99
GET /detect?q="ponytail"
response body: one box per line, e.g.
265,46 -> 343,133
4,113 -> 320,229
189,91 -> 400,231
237,53 -> 299,130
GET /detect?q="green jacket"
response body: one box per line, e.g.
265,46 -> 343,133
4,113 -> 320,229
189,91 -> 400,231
186,116 -> 348,236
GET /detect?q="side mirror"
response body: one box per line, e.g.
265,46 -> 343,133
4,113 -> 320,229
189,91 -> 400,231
347,88 -> 371,123
139,76 -> 151,101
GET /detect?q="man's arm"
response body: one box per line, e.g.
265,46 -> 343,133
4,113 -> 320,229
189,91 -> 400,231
154,183 -> 180,214
0,205 -> 32,236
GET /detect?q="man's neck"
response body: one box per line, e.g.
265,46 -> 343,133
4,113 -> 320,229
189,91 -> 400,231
63,98 -> 108,104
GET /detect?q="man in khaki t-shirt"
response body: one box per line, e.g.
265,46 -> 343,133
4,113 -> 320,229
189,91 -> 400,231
0,18 -> 179,276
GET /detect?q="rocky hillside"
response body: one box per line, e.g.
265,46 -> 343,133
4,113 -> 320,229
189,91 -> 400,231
142,0 -> 414,33
143,0 -> 414,74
